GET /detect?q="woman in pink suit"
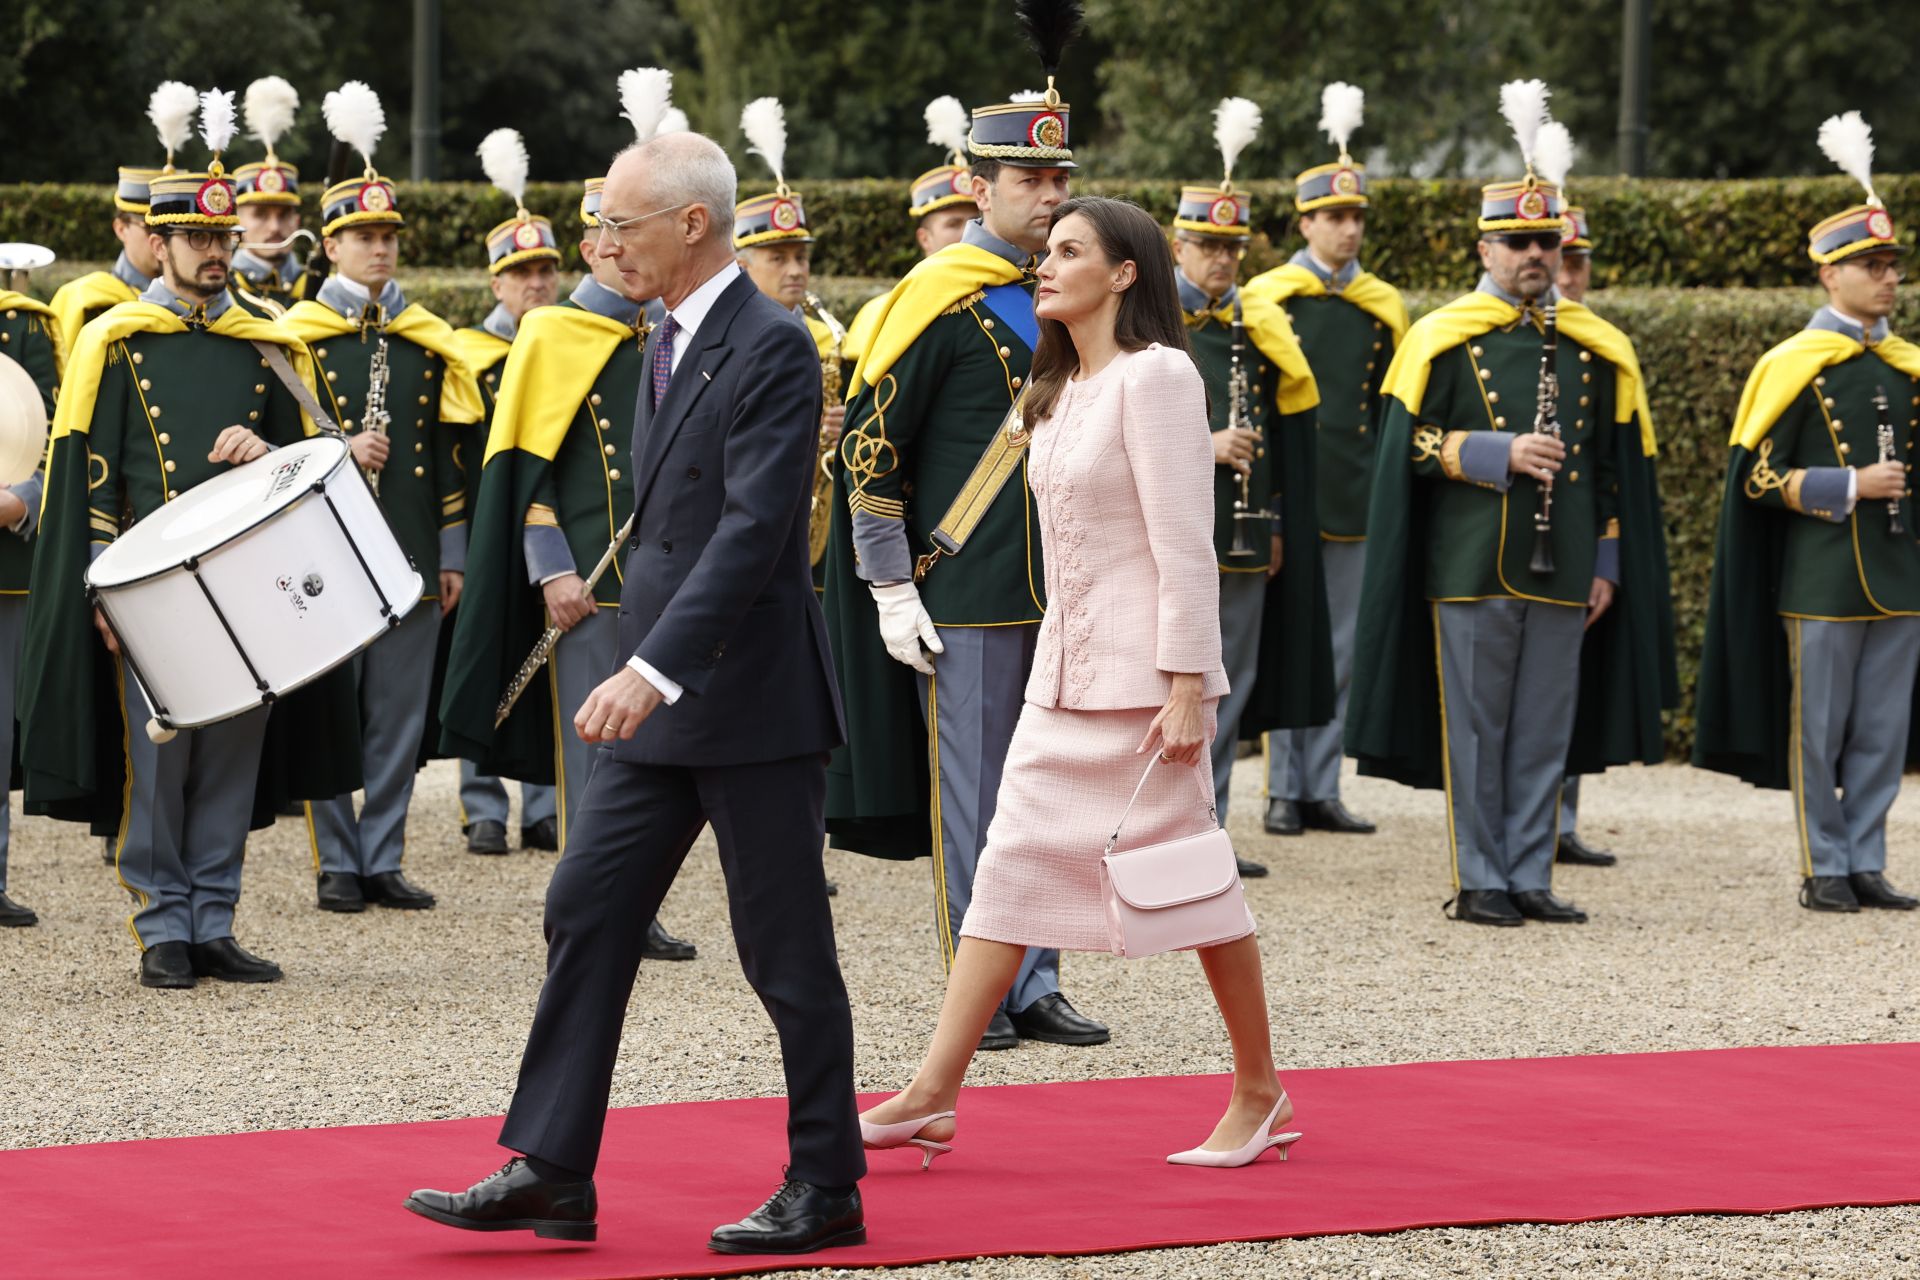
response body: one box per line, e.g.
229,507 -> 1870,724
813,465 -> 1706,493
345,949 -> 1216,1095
860,196 -> 1297,1169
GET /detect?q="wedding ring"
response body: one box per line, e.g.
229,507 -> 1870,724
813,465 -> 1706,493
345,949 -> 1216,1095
1160,749 -> 1176,762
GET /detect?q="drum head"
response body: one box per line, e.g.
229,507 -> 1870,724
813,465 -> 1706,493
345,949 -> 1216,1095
88,435 -> 350,588
0,352 -> 47,486
0,244 -> 55,272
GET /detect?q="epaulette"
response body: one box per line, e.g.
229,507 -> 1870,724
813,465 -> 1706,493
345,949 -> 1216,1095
941,289 -> 986,317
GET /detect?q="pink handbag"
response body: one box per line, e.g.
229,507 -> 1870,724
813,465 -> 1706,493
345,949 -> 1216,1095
1098,751 -> 1256,959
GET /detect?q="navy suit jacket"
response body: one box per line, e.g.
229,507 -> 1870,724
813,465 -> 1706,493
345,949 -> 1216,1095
613,270 -> 845,767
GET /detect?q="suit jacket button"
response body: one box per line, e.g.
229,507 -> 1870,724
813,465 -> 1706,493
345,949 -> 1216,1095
661,539 -> 672,552
687,466 -> 700,479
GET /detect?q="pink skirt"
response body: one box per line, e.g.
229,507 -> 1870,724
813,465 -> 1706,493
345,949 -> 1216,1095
960,699 -> 1239,953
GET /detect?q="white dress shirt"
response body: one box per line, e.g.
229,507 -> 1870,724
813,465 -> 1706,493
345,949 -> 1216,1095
624,261 -> 745,703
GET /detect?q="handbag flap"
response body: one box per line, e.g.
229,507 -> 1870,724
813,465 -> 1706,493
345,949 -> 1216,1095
1102,829 -> 1239,909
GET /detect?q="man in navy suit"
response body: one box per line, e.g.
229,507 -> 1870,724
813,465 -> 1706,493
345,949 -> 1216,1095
405,131 -> 865,1256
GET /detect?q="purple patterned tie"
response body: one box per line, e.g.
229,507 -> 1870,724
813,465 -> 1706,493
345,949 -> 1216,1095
651,314 -> 679,411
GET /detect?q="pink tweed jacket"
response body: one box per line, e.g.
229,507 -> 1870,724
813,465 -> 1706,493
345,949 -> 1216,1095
1025,342 -> 1228,711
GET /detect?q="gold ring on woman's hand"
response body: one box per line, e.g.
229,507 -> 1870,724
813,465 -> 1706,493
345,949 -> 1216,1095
1160,749 -> 1177,762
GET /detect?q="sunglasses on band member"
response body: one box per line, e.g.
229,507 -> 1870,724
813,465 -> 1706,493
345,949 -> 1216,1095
1490,232 -> 1561,253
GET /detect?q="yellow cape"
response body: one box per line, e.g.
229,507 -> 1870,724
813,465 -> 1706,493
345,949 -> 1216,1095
483,305 -> 634,464
451,326 -> 513,380
1241,262 -> 1411,343
840,290 -> 891,366
847,243 -> 1025,395
52,301 -> 321,442
1379,292 -> 1658,456
1729,328 -> 1920,451
803,314 -> 836,360
0,288 -> 65,376
49,272 -> 141,354
1238,291 -> 1322,415
282,300 -> 485,425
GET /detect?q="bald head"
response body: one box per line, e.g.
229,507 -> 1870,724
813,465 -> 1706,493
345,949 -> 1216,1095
598,131 -> 739,309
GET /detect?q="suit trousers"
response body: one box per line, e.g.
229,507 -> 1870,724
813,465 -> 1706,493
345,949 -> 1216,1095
1269,539 -> 1367,803
916,623 -> 1059,1016
498,749 -> 864,1185
1788,615 -> 1920,877
1435,597 -> 1584,894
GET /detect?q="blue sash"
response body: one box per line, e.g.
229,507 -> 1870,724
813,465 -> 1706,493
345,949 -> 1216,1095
979,282 -> 1039,353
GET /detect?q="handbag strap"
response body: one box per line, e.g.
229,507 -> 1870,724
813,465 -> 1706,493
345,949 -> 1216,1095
1105,740 -> 1217,855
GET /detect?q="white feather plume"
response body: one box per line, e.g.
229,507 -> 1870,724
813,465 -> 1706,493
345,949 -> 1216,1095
659,108 -> 690,135
244,76 -> 299,153
1213,97 -> 1261,182
323,80 -> 387,169
618,67 -> 673,143
148,81 -> 199,166
1534,121 -> 1574,190
477,128 -> 529,207
1009,90 -> 1046,104
198,88 -> 237,159
1819,110 -> 1879,206
1318,82 -> 1365,158
740,97 -> 787,185
925,95 -> 970,162
1498,78 -> 1551,170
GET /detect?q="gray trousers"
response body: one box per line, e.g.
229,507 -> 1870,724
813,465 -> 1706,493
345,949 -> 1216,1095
1210,571 -> 1267,820
917,623 -> 1059,1016
306,602 -> 440,878
1560,774 -> 1583,834
1435,598 -> 1585,894
458,761 -> 557,830
115,660 -> 269,947
546,609 -> 618,852
1789,615 -> 1920,878
1269,539 -> 1367,803
0,598 -> 21,891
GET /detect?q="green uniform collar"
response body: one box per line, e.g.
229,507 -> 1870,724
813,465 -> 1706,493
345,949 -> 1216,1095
962,218 -> 1038,271
1808,303 -> 1890,346
316,273 -> 406,325
1287,248 -> 1358,290
232,249 -> 300,290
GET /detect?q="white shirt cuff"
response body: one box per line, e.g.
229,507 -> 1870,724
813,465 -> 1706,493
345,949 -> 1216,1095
627,656 -> 683,704
1845,467 -> 1859,514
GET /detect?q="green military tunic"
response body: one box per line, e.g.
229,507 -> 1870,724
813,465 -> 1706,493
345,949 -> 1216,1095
1292,297 -> 1396,539
0,293 -> 61,595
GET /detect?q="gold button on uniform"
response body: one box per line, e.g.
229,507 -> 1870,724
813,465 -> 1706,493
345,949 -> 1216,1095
157,432 -> 171,445
608,469 -> 622,480
1578,350 -> 1592,363
414,441 -> 424,453
1571,443 -> 1581,455
997,346 -> 1011,358
248,411 -> 259,421
132,351 -> 144,364
1568,470 -> 1579,482
139,378 -> 152,391
254,384 -> 265,394
1478,367 -> 1492,380
1839,442 -> 1851,455
417,394 -> 429,405
1581,372 -> 1591,384
413,465 -> 425,477
164,460 -> 176,473
422,369 -> 434,380
1824,397 -> 1836,408
604,443 -> 617,456
166,489 -> 178,499
1815,375 -> 1826,386
326,370 -> 338,382
983,318 -> 995,330
1495,416 -> 1508,428
1488,391 -> 1500,404
1011,376 -> 1023,388
1471,345 -> 1484,358
149,405 -> 162,418
590,393 -> 603,406
598,418 -> 611,430
1579,395 -> 1589,406
341,418 -> 354,429
1833,419 -> 1844,430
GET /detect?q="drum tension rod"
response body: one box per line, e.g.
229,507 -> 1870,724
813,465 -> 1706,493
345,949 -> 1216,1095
311,478 -> 402,626
87,588 -> 176,729
183,555 -> 275,700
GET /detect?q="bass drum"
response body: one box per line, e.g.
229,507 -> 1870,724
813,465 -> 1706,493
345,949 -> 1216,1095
87,435 -> 421,731
0,351 -> 48,485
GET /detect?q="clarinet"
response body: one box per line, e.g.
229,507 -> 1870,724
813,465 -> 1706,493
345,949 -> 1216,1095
1225,308 -> 1275,556
1874,384 -> 1905,535
1527,303 -> 1562,575
362,334 -> 392,497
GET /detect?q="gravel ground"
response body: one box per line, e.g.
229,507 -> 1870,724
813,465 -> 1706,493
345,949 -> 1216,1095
3,757 -> 1917,1278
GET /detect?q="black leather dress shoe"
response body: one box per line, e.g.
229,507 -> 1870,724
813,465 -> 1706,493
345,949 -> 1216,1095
978,1007 -> 1018,1051
1236,855 -> 1269,878
1299,799 -> 1376,834
1801,876 -> 1861,913
708,1178 -> 865,1256
824,879 -> 839,897
362,871 -> 436,910
139,941 -> 195,989
1849,871 -> 1918,910
405,1157 -> 597,1242
1009,992 -> 1111,1046
643,917 -> 697,960
521,816 -> 559,852
1263,798 -> 1302,836
189,938 -> 284,983
1556,832 -> 1618,867
1512,889 -> 1588,923
316,871 -> 366,913
1450,889 -> 1524,927
465,820 -> 508,855
0,891 -> 37,927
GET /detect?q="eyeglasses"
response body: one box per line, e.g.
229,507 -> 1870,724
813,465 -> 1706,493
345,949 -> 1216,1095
1179,237 -> 1247,260
594,203 -> 690,249
1847,256 -> 1905,282
169,229 -> 242,252
1491,232 -> 1561,253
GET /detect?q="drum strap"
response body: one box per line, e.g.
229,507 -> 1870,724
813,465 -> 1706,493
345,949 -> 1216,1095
250,340 -> 345,437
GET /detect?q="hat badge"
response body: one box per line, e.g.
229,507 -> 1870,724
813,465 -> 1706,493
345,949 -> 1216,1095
1207,196 -> 1240,227
1028,112 -> 1066,150
1867,209 -> 1895,241
770,199 -> 801,232
359,182 -> 394,214
196,179 -> 234,217
256,167 -> 287,194
1331,168 -> 1359,196
512,221 -> 544,250
949,170 -> 971,195
1559,219 -> 1578,245
1516,188 -> 1548,221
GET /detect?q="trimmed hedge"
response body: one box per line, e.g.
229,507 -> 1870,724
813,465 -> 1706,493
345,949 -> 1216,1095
8,174 -> 1920,288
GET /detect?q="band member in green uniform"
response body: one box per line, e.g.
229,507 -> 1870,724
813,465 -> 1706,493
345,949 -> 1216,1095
1345,81 -> 1672,928
1244,83 -> 1408,839
1694,111 -> 1920,914
284,82 -> 482,916
0,277 -> 62,926
826,1 -> 1108,1051
230,76 -> 311,308
1169,96 -> 1330,878
20,93 -> 338,986
47,82 -> 191,350
440,70 -> 694,960
841,96 -> 982,370
447,127 -> 562,855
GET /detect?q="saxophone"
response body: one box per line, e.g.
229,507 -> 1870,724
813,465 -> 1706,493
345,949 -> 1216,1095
803,292 -> 847,566
362,333 -> 392,497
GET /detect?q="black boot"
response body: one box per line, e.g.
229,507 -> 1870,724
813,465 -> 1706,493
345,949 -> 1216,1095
1298,799 -> 1376,834
1449,890 -> 1524,927
1236,855 -> 1269,878
0,891 -> 37,927
1556,832 -> 1618,867
1263,798 -> 1302,836
977,1007 -> 1018,1051
708,1178 -> 865,1255
1008,993 -> 1110,1046
1849,871 -> 1918,910
642,918 -> 697,960
1800,876 -> 1861,913
362,871 -> 436,910
139,941 -> 195,989
520,816 -> 559,852
316,871 -> 366,913
465,820 -> 508,855
405,1157 -> 597,1241
189,938 -> 284,983
1512,889 -> 1588,923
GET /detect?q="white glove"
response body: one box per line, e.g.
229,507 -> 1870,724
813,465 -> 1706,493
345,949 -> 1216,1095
869,581 -> 944,675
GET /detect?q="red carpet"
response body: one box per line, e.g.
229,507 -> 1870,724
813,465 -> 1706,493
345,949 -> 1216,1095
8,1044 -> 1920,1279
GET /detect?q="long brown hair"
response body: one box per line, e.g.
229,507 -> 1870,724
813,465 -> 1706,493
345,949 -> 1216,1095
1024,195 -> 1192,422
